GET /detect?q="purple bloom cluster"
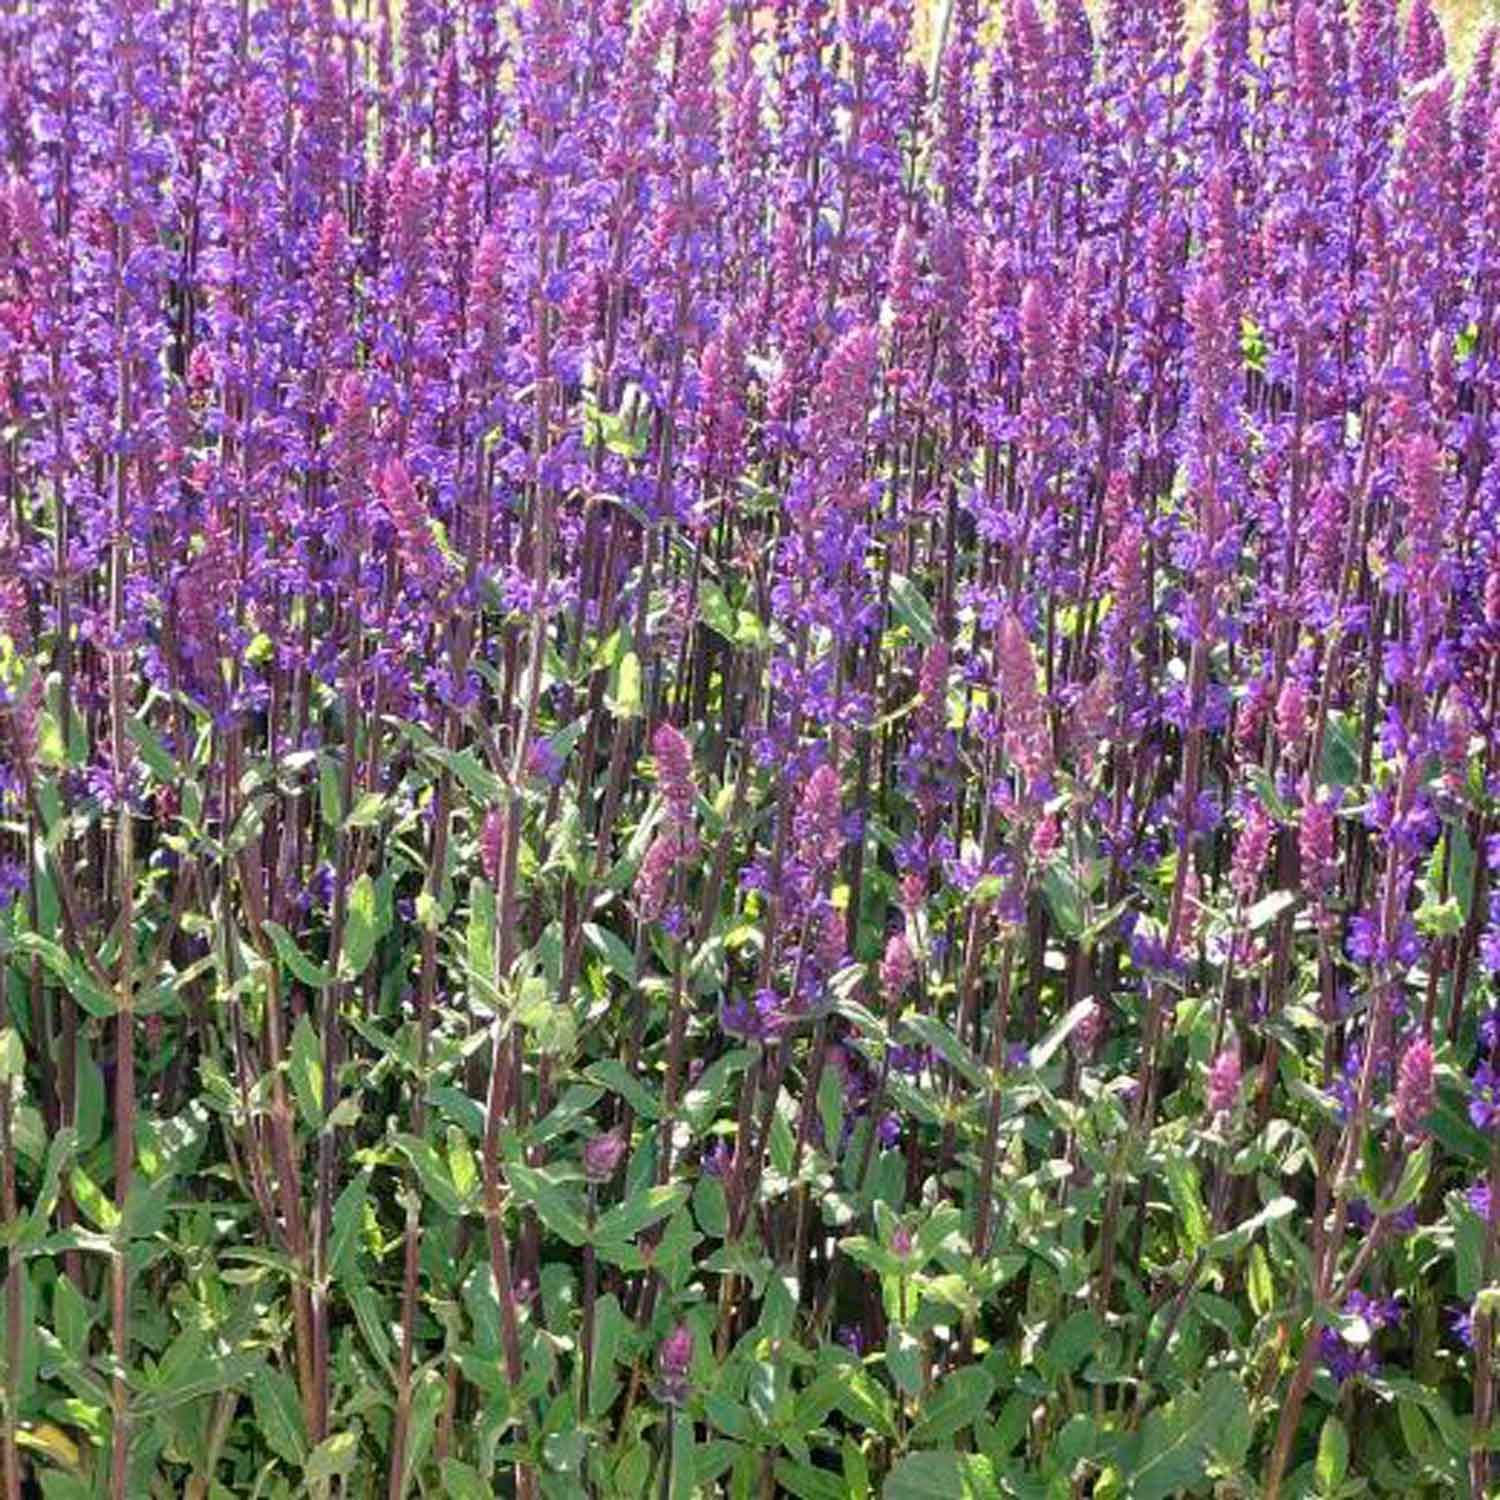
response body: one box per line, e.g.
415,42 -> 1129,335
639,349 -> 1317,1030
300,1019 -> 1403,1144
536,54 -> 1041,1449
5,0 -> 1500,1492
1319,1291 -> 1403,1385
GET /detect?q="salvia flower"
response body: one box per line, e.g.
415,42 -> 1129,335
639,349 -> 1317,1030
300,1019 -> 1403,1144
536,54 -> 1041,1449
1452,1303 -> 1476,1349
996,611 -> 1051,791
795,763 -> 844,872
1393,1036 -> 1434,1139
582,1131 -> 627,1184
1206,1046 -> 1242,1117
1071,1000 -> 1106,1059
1299,790 -> 1339,902
652,722 -> 698,829
879,932 -> 915,1006
634,832 -> 679,923
1472,1062 -> 1500,1131
378,458 -> 443,585
656,1324 -> 695,1406
479,807 -> 505,886
1,671 -> 42,779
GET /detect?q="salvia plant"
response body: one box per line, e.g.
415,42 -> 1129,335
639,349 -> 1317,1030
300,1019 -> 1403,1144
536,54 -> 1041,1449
6,0 -> 1500,1495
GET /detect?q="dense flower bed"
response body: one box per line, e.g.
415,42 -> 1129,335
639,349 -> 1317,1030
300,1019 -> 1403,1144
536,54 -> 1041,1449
1,0 -> 1500,1495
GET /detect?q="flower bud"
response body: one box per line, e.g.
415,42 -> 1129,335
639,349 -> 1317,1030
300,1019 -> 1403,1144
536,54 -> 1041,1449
879,933 -> 915,1004
480,806 -> 505,886
652,722 -> 698,828
1275,675 -> 1308,750
796,763 -> 844,869
657,1323 -> 695,1405
1206,1047 -> 1242,1118
1394,1037 -> 1434,1140
583,1130 -> 627,1183
1071,1000 -> 1105,1058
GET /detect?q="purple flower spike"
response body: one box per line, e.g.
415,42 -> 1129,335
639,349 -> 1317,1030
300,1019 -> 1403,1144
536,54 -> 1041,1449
1393,1037 -> 1434,1140
1206,1048 -> 1242,1118
657,1324 -> 695,1406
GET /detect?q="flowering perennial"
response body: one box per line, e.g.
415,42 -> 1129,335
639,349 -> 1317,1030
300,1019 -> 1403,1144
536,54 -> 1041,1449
2,1 -> 1500,1496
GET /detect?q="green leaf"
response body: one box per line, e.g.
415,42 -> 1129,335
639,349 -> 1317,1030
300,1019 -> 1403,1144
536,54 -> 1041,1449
886,1326 -> 923,1399
507,1162 -> 589,1246
447,1126 -> 479,1202
1247,1243 -> 1275,1319
263,922 -> 333,989
69,1166 -> 119,1232
883,1452 -> 1000,1500
589,1293 -> 629,1420
21,1127 -> 77,1249
682,1050 -> 753,1132
289,1015 -> 324,1130
587,1060 -> 660,1120
439,1460 -> 493,1500
1206,1195 -> 1296,1261
1029,997 -> 1099,1071
36,1473 -> 91,1500
1041,862 -> 1086,940
393,1133 -> 467,1217
843,1438 -> 871,1500
1379,1375 -> 1466,1453
774,1461 -> 849,1500
978,1395 -> 1030,1465
468,877 -> 496,982
306,1430 -> 360,1489
344,791 -> 387,829
1320,712 -> 1360,790
826,1360 -> 896,1439
127,715 -> 179,781
610,651 -> 642,720
1240,314 -> 1266,373
51,1274 -> 91,1358
909,1366 -> 994,1446
1396,1397 -> 1433,1462
319,758 -> 344,828
702,1240 -> 772,1296
1447,823 -> 1480,921
73,1053 -> 103,1151
251,1365 -> 308,1467
888,574 -> 936,648
699,582 -> 739,643
583,922 -> 637,985
1163,1154 -> 1208,1252
133,1350 -> 263,1417
1374,1140 -> 1430,1217
595,1183 -> 690,1246
330,1170 -> 369,1279
1124,1373 -> 1249,1500
839,1234 -> 900,1278
899,1012 -> 984,1088
529,1085 -> 604,1150
1245,767 -> 1293,824
401,1371 -> 446,1495
1040,1310 -> 1101,1382
11,933 -> 116,1016
348,1269 -> 395,1380
437,748 -> 504,806
1457,1200 -> 1486,1300
818,1065 -> 845,1165
341,874 -> 380,979
535,1003 -> 577,1056
1316,1415 -> 1349,1495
